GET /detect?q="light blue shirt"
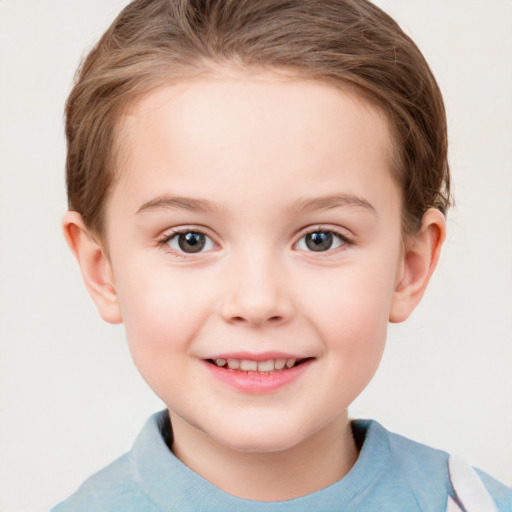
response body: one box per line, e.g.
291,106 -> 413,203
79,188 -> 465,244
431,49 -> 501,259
51,411 -> 512,511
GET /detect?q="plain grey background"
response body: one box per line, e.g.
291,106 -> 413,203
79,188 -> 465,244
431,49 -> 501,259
0,1 -> 511,510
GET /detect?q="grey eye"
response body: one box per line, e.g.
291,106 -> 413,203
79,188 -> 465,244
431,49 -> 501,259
297,230 -> 344,252
168,231 -> 214,253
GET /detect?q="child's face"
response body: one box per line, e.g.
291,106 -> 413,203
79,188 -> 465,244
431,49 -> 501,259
103,72 -> 405,453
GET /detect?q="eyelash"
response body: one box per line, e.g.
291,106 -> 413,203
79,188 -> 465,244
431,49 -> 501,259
156,227 -> 216,259
156,226 -> 354,258
295,226 -> 354,254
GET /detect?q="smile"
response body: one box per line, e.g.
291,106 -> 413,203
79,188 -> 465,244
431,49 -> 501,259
203,355 -> 314,393
208,357 -> 307,373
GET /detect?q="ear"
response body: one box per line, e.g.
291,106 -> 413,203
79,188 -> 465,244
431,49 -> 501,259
62,211 -> 122,324
389,208 -> 446,323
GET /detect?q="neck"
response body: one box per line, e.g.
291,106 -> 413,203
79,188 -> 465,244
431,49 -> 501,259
168,411 -> 358,502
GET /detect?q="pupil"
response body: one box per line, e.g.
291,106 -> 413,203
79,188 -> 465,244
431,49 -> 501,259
306,231 -> 332,252
178,232 -> 205,253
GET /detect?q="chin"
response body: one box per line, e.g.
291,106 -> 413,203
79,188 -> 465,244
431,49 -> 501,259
208,421 -> 308,455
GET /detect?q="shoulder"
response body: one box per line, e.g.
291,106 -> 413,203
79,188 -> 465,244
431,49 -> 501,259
50,452 -> 156,512
354,420 -> 512,512
50,412 -> 168,512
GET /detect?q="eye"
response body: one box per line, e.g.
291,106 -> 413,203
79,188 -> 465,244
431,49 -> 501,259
296,229 -> 348,252
164,230 -> 215,254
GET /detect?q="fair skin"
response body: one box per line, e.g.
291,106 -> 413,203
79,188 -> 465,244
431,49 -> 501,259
63,71 -> 445,501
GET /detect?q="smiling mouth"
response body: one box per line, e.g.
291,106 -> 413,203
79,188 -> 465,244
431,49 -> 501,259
206,357 -> 312,373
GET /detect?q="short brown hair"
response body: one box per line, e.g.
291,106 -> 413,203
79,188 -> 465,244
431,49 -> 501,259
65,0 -> 451,238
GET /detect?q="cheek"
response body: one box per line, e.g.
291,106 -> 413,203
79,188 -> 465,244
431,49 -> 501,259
313,275 -> 391,401
298,257 -> 397,351
114,268 -> 210,375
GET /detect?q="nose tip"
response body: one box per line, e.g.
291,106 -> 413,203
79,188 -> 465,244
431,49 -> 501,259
219,260 -> 294,327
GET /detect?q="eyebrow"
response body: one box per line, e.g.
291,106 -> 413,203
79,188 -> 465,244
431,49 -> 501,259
287,194 -> 376,214
136,195 -> 220,215
135,193 -> 375,216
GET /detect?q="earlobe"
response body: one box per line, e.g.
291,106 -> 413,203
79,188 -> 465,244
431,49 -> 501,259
62,211 -> 122,324
389,208 -> 446,323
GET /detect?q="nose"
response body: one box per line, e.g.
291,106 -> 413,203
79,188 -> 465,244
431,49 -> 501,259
219,251 -> 294,327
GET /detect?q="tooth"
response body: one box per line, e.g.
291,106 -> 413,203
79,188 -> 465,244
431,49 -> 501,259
215,358 -> 226,367
257,360 -> 275,372
275,359 -> 286,370
227,359 -> 240,370
240,360 -> 258,371
286,358 -> 296,368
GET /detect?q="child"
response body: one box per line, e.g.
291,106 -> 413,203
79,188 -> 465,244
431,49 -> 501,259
53,0 -> 512,510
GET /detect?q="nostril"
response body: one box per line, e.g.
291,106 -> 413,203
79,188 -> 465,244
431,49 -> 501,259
228,314 -> 284,326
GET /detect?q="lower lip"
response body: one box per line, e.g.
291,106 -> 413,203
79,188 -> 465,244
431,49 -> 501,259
203,360 -> 313,393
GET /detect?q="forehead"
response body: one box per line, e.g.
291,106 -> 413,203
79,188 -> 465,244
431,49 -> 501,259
122,72 -> 392,150
109,72 -> 398,223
